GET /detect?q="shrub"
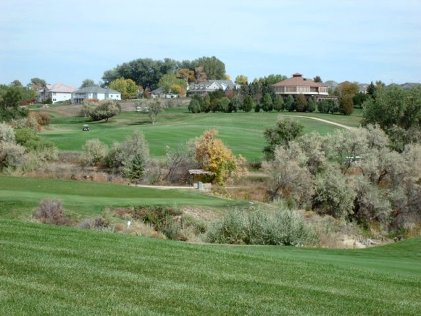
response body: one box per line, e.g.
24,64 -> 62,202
164,142 -> 198,183
263,118 -> 304,160
80,139 -> 108,167
33,199 -> 68,225
207,208 -> 316,246
79,217 -> 110,230
80,105 -> 92,117
264,149 -> 314,206
0,142 -> 25,170
106,131 -> 149,182
130,206 -> 184,240
28,111 -> 50,127
15,128 -> 52,150
188,99 -> 201,113
0,123 -> 15,143
312,165 -> 356,219
89,101 -> 120,122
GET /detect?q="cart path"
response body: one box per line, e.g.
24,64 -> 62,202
287,115 -> 355,130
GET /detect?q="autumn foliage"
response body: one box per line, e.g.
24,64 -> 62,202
195,129 -> 246,185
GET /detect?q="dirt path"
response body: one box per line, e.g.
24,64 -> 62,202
288,115 -> 354,130
132,184 -> 196,190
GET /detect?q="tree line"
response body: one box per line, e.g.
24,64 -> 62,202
102,56 -> 226,91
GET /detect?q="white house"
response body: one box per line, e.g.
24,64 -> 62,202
188,80 -> 239,95
37,83 -> 76,104
72,86 -> 121,104
151,87 -> 179,99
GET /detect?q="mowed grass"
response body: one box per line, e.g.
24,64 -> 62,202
39,107 -> 360,161
0,176 -> 243,220
0,219 -> 420,315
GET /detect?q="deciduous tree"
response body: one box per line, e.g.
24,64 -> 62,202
80,79 -> 97,88
148,100 -> 163,125
235,75 -> 248,85
195,129 -> 246,185
109,78 -> 138,99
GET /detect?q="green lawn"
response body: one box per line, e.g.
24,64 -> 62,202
39,107 -> 361,161
0,219 -> 419,315
0,176 -> 243,220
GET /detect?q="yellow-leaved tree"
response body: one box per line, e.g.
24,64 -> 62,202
195,129 -> 246,185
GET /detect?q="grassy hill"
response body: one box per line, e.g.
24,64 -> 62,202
0,176 -> 243,220
0,219 -> 420,315
39,107 -> 362,161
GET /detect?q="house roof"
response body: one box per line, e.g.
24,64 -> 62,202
73,86 -> 121,94
151,87 -> 165,95
46,83 -> 76,93
272,74 -> 327,88
189,80 -> 238,92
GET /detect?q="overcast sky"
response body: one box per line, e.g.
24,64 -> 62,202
1,0 -> 420,87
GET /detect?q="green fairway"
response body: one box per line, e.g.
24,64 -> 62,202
39,107 -> 360,161
0,176 -> 243,220
0,219 -> 419,315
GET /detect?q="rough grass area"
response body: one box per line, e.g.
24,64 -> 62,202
39,107 -> 361,161
0,219 -> 420,315
0,175 -> 244,220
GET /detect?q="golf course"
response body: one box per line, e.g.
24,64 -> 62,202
1,104 -> 420,315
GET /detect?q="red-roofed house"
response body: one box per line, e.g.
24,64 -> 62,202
37,83 -> 76,104
272,73 -> 329,99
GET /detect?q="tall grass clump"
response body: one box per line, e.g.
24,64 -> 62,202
207,208 -> 316,246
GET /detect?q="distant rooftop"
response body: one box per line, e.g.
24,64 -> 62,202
73,86 -> 120,94
46,83 -> 76,93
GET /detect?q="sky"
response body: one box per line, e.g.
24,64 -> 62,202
1,0 -> 420,87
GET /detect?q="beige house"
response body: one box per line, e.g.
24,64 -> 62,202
272,73 -> 329,98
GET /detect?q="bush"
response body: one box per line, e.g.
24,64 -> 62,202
14,128 -> 56,153
312,165 -> 356,219
164,143 -> 198,183
130,206 -> 185,240
80,139 -> 108,167
0,123 -> 15,143
28,111 -> 50,127
188,99 -> 201,113
79,217 -> 110,230
89,101 -> 120,122
106,131 -> 149,182
207,208 -> 316,246
33,199 -> 69,225
263,118 -> 304,160
0,142 -> 25,170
